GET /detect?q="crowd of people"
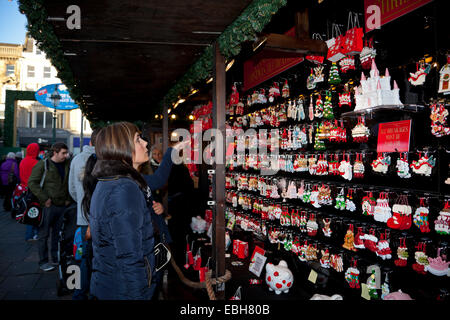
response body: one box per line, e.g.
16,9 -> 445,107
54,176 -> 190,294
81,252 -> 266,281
0,121 -> 194,300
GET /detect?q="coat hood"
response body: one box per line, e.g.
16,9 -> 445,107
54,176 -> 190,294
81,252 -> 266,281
26,143 -> 40,158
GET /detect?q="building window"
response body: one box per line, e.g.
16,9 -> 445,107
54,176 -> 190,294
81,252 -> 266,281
6,64 -> 15,76
43,67 -> 51,78
36,111 -> 44,128
36,47 -> 41,55
57,113 -> 65,129
27,65 -> 35,78
28,111 -> 32,128
45,112 -> 53,128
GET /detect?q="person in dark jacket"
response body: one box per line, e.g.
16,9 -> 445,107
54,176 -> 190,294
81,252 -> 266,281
28,142 -> 73,272
1,152 -> 20,211
87,122 -> 168,300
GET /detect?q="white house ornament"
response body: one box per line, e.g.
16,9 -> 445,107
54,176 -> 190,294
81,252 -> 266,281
438,56 -> 450,94
265,260 -> 294,294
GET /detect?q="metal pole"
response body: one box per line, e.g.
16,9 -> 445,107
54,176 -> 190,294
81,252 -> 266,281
162,105 -> 169,218
80,113 -> 84,152
211,41 -> 226,300
52,108 -> 57,144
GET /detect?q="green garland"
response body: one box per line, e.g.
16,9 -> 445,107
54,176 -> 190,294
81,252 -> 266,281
19,0 -> 287,123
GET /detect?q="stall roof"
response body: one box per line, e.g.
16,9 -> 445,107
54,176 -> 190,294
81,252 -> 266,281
24,0 -> 256,122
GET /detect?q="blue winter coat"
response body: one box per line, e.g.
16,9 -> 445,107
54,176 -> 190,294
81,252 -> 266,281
89,177 -> 156,300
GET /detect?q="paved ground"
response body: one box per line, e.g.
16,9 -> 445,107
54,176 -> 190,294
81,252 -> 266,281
0,198 -> 71,300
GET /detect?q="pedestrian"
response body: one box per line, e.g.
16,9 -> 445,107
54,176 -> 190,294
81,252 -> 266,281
150,144 -> 163,172
68,128 -> 100,300
86,122 -> 168,299
28,142 -> 73,272
15,151 -> 23,166
19,143 -> 41,241
0,152 -> 20,211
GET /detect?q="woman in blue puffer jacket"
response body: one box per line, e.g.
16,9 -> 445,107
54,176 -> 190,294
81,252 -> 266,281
86,122 -> 164,300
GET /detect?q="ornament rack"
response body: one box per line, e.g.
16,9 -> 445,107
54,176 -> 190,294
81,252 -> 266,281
223,56 -> 450,300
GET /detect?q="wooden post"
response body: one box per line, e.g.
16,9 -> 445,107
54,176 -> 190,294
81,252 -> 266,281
211,41 -> 226,300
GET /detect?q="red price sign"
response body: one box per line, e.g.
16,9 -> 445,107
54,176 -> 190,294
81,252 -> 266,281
377,120 -> 411,153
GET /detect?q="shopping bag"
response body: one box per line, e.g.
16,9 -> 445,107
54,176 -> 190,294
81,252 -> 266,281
342,12 -> 364,56
306,33 -> 325,64
326,24 -> 345,62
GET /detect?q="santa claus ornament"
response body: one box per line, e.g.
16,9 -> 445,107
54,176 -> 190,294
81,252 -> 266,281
362,192 -> 376,217
230,83 -> 240,106
434,200 -> 450,235
282,80 -> 290,98
376,230 -> 392,260
269,82 -> 280,103
373,192 -> 392,223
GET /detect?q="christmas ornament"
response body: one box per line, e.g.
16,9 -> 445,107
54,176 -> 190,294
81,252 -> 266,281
230,83 -> 239,106
331,254 -> 344,272
394,237 -> 408,267
339,55 -> 356,73
408,61 -> 431,86
342,224 -> 357,251
430,103 -> 450,137
306,243 -> 318,261
320,249 -> 331,268
338,153 -> 353,181
265,261 -> 294,294
396,152 -> 411,178
353,153 -> 365,178
438,56 -> 450,94
412,242 -> 428,275
434,201 -> 450,235
360,38 -> 376,70
425,248 -> 450,277
313,64 -> 325,83
318,184 -> 333,206
387,194 -> 412,230
351,116 -> 370,142
413,198 -> 431,233
268,82 -> 280,102
376,231 -> 392,260
345,258 -> 360,288
307,68 -> 317,90
381,273 -> 391,300
362,192 -> 376,216
328,62 -> 341,84
323,90 -> 334,119
338,90 -> 352,107
410,152 -> 436,176
362,228 -> 378,253
314,94 -> 324,118
335,188 -> 346,210
229,286 -> 242,300
235,100 -> 244,115
367,269 -> 379,299
307,213 -> 319,236
371,153 -> 391,174
322,218 -> 332,237
373,192 -> 392,223
316,154 -> 329,176
354,227 -> 366,249
345,188 -> 357,212
282,80 -> 290,98
308,95 -> 315,121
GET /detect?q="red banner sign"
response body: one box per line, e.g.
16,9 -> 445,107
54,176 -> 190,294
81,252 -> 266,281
377,119 -> 412,153
365,0 -> 433,31
243,28 -> 304,92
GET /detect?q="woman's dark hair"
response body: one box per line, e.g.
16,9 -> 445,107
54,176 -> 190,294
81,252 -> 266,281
82,122 -> 149,218
82,153 -> 97,221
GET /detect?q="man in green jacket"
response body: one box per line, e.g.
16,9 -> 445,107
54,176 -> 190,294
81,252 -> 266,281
28,142 -> 73,272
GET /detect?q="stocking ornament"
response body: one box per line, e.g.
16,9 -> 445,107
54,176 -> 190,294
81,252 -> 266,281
387,194 -> 412,230
362,228 -> 378,253
345,258 -> 361,288
412,242 -> 428,275
413,198 -> 431,233
394,237 -> 408,267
